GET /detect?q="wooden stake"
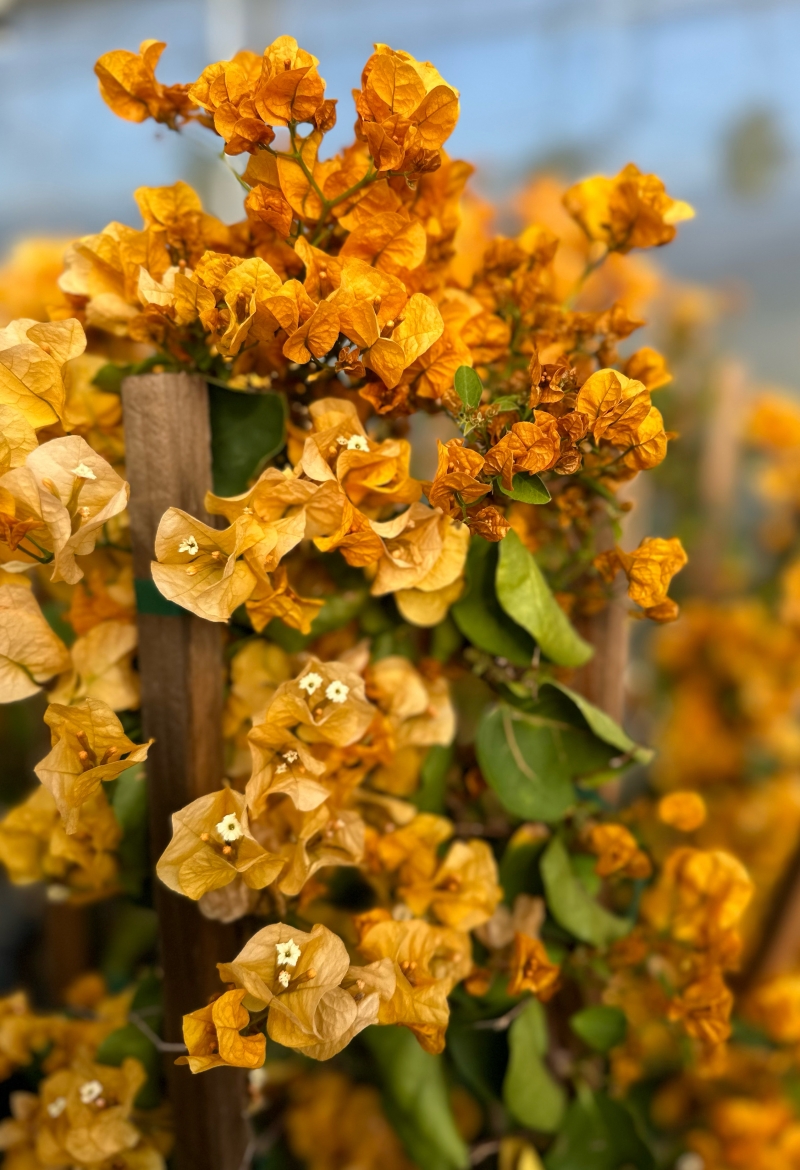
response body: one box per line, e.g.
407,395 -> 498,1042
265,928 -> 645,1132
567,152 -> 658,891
122,373 -> 248,1170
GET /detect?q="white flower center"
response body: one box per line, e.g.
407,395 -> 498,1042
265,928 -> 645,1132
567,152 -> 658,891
79,1080 -> 103,1105
215,813 -> 243,843
179,536 -> 199,556
346,434 -> 369,452
276,939 -> 301,968
71,462 -> 96,480
298,672 -> 323,696
277,970 -> 290,988
325,680 -> 349,704
47,1096 -> 67,1118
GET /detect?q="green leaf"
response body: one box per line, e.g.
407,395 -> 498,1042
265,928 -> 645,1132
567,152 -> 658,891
264,585 -> 368,652
541,836 -> 630,948
95,1023 -> 160,1109
476,704 -> 576,822
496,473 -> 551,504
111,768 -> 149,898
365,1027 -> 468,1170
496,531 -> 593,668
413,744 -> 453,814
545,1091 -> 655,1170
101,903 -> 158,991
446,1024 -> 508,1105
570,1006 -> 627,1053
208,386 -> 286,497
451,538 -> 535,667
454,365 -> 483,410
542,681 -> 654,765
499,833 -> 547,904
503,999 -> 565,1132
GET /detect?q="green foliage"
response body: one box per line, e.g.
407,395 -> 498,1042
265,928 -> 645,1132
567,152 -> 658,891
569,1006 -> 627,1053
545,1091 -> 655,1170
496,473 -> 551,504
101,903 -> 159,991
540,836 -> 630,948
451,538 -> 535,667
95,1021 -> 160,1109
413,744 -> 453,814
496,531 -> 594,667
499,833 -> 547,903
111,768 -> 149,898
264,582 -> 369,651
543,681 -> 653,765
503,999 -> 566,1132
208,386 -> 286,497
446,1023 -> 508,1105
454,365 -> 483,410
364,1026 -> 469,1170
476,681 -> 641,822
476,704 -> 576,822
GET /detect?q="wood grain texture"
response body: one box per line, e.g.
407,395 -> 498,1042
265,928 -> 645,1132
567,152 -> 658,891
121,373 -> 248,1170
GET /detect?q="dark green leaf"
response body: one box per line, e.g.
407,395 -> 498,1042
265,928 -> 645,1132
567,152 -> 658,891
545,1091 -> 655,1170
476,704 -> 575,822
503,999 -> 565,1132
413,744 -> 453,814
111,769 -> 149,899
91,362 -> 127,395
496,473 -> 551,504
542,681 -> 653,765
95,1023 -> 160,1109
499,833 -> 547,904
454,365 -> 483,410
208,386 -> 286,497
364,1026 -> 469,1170
451,538 -> 534,667
497,531 -> 593,668
541,836 -> 630,948
431,615 -> 463,662
265,585 -> 369,652
570,1006 -> 627,1053
446,1023 -> 508,1104
101,903 -> 158,990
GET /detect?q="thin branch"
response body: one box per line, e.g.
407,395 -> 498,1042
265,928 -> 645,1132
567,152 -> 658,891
473,999 -> 528,1032
129,1010 -> 188,1054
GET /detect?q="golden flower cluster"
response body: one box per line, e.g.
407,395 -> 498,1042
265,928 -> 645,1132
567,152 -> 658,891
0,29 -> 712,1170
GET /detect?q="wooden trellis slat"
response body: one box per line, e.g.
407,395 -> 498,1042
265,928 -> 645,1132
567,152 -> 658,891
122,373 -> 249,1170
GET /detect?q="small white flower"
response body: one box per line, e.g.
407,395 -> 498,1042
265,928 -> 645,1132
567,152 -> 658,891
179,535 -> 199,556
47,1096 -> 67,1118
79,1080 -> 104,1105
325,680 -> 349,704
346,434 -> 369,452
298,672 -> 323,696
46,884 -> 70,903
284,750 -> 299,763
275,764 -> 287,774
70,462 -> 96,480
215,813 -> 243,843
276,938 -> 301,968
336,435 -> 348,446
277,970 -> 290,988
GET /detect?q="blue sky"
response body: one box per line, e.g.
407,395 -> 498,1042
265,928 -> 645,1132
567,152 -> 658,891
2,0 -> 800,380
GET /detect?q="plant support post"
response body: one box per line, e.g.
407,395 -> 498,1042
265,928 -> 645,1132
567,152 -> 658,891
121,373 -> 248,1170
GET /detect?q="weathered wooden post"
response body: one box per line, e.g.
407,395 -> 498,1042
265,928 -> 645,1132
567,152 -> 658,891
122,373 -> 249,1170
